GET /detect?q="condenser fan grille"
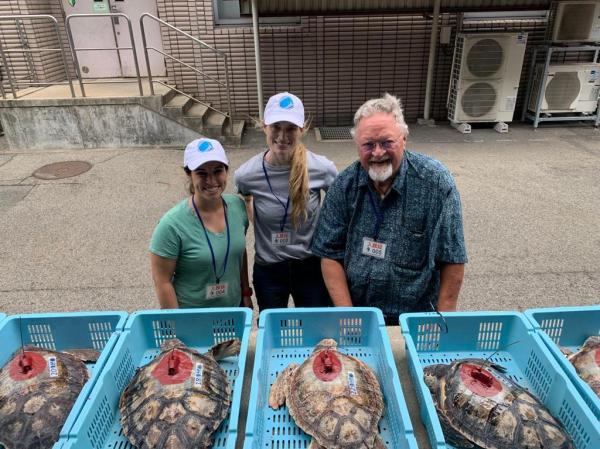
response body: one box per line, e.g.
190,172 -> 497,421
461,82 -> 497,117
556,4 -> 596,41
545,72 -> 581,109
466,39 -> 504,77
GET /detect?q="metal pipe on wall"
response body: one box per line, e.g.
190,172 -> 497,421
251,0 -> 264,122
423,0 -> 441,121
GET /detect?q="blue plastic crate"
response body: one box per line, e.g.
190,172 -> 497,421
0,311 -> 127,449
244,307 -> 418,449
62,307 -> 252,449
524,305 -> 600,420
0,313 -> 5,324
400,311 -> 600,449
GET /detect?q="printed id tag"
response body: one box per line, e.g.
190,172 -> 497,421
362,237 -> 386,259
206,282 -> 228,300
271,231 -> 291,246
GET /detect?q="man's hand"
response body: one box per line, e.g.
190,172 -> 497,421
321,258 -> 353,306
437,263 -> 465,311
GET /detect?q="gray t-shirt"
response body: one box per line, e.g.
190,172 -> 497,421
235,150 -> 338,264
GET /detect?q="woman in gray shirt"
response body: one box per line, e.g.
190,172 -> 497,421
234,92 -> 338,310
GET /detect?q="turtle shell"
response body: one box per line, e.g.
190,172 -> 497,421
119,339 -> 232,449
0,346 -> 89,449
284,340 -> 384,449
568,336 -> 600,397
424,359 -> 574,449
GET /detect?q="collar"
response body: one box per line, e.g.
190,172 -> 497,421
358,151 -> 411,195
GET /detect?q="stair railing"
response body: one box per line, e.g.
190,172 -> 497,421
65,13 -> 143,97
0,15 -> 75,99
140,13 -> 233,136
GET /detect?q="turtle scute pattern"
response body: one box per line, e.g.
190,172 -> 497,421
567,336 -> 600,397
424,359 -> 575,449
0,346 -> 89,449
119,338 -> 240,449
270,339 -> 385,449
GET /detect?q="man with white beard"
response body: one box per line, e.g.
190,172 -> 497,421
311,93 -> 467,325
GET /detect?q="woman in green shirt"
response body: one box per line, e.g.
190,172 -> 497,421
150,138 -> 252,308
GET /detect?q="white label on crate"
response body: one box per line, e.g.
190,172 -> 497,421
517,33 -> 527,45
503,96 -> 517,112
591,87 -> 600,101
194,363 -> 203,386
347,371 -> 358,395
588,70 -> 599,83
48,356 -> 58,377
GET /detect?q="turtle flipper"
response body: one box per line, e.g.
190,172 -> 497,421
269,364 -> 297,409
372,434 -> 387,449
307,439 -> 326,449
209,339 -> 241,360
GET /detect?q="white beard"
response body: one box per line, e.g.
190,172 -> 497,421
368,163 -> 393,182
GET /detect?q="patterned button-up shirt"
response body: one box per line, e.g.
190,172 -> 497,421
311,150 -> 467,322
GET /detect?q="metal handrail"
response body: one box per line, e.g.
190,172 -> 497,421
140,13 -> 233,135
66,13 -> 143,97
0,15 -> 75,99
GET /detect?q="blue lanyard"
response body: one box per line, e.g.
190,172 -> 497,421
191,196 -> 230,284
262,153 -> 290,232
366,189 -> 384,240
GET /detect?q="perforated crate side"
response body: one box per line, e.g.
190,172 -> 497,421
245,307 -> 418,449
400,312 -> 600,449
525,305 -> 600,419
65,308 -> 252,449
0,311 -> 127,449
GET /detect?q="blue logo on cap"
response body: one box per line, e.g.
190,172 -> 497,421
279,96 -> 294,110
198,140 -> 214,153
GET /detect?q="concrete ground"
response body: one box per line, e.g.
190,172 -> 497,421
0,122 -> 598,315
1,121 -> 599,449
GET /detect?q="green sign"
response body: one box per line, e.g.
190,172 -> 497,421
92,2 -> 109,13
68,0 -> 76,6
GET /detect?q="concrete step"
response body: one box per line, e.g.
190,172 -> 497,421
162,94 -> 193,120
202,110 -> 227,139
183,102 -> 211,133
222,118 -> 245,146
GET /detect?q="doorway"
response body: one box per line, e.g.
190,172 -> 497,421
62,0 -> 166,78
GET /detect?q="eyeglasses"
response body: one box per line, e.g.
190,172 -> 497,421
359,139 -> 396,152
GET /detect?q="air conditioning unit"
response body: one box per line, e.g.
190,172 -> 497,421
448,32 -> 527,127
528,63 -> 600,113
553,1 -> 600,43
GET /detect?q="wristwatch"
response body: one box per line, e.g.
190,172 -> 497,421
241,286 -> 253,297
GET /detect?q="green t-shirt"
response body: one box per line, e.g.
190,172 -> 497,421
150,194 -> 249,308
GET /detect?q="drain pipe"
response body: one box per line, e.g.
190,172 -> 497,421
251,0 -> 264,122
421,0 -> 441,124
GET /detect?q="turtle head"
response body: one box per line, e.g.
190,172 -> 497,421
160,338 -> 186,352
423,364 -> 448,393
313,338 -> 337,353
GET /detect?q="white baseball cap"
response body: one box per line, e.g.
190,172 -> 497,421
183,138 -> 229,170
264,92 -> 305,128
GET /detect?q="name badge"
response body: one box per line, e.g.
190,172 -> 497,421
271,231 -> 291,246
362,237 -> 386,259
206,282 -> 228,300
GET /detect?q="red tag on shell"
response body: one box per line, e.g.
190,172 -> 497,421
312,350 -> 342,381
151,350 -> 193,385
595,348 -> 600,367
9,351 -> 47,381
460,363 -> 503,397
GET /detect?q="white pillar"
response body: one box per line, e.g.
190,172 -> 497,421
422,0 -> 441,122
251,0 -> 264,122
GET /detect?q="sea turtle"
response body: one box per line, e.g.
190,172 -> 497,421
119,338 -> 240,449
269,338 -> 386,449
0,345 -> 95,449
423,359 -> 574,449
564,336 -> 600,398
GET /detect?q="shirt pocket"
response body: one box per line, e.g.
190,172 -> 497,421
389,223 -> 428,270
